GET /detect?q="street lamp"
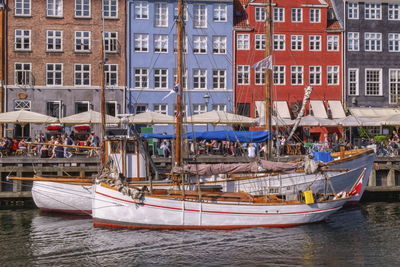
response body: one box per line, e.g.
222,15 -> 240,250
203,93 -> 210,131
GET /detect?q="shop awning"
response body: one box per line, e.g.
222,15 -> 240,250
310,100 -> 328,118
273,101 -> 291,119
328,100 -> 346,119
349,108 -> 400,119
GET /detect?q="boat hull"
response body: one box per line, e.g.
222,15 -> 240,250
93,184 -> 346,230
32,181 -> 92,215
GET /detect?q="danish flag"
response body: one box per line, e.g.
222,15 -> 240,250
348,169 -> 366,197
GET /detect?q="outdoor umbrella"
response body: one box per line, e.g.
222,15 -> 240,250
59,110 -> 120,124
272,116 -> 295,126
382,114 -> 400,126
127,111 -> 175,124
298,115 -> 337,127
185,110 -> 257,125
335,115 -> 381,127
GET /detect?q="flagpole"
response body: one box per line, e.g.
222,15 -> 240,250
264,0 -> 273,160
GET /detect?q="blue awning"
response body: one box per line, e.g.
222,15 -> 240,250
141,133 -> 175,139
187,131 -> 271,143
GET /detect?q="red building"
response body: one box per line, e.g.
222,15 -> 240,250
234,0 -> 344,141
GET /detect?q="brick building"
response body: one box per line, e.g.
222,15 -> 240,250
4,0 -> 125,137
234,0 -> 345,141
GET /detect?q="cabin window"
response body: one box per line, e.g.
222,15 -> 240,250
126,142 -> 136,154
110,141 -> 120,153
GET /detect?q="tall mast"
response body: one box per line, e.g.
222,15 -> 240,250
175,0 -> 184,166
264,0 -> 273,159
100,30 -> 106,166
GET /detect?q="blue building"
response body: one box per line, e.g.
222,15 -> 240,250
127,0 -> 234,134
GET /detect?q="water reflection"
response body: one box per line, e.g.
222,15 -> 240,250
1,203 -> 400,266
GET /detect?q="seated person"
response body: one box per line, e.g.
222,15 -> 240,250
18,138 -> 27,150
40,145 -> 50,158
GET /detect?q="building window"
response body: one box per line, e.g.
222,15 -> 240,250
327,35 -> 339,51
74,64 -> 91,86
273,34 -> 285,50
390,69 -> 400,104
309,35 -> 321,51
291,8 -> 302,22
47,0 -> 63,17
135,104 -> 147,114
212,104 -> 226,111
173,35 -> 188,53
46,63 -> 63,86
365,69 -> 382,95
309,66 -> 321,85
255,7 -> 266,21
173,69 -> 187,89
365,3 -> 381,20
154,104 -> 167,114
291,66 -> 303,85
193,69 -> 207,89
103,0 -> 118,18
213,4 -> 227,22
348,3 -> 359,19
14,63 -> 32,85
365,33 -> 382,52
103,32 -> 118,53
75,101 -> 90,114
106,101 -> 117,116
309,8 -> 320,23
389,4 -> 400,20
154,69 -> 168,89
213,69 -> 226,89
255,68 -> 265,85
15,0 -> 31,16
348,32 -> 359,51
155,2 -> 168,27
237,103 -> 250,117
135,1 -> 149,19
75,0 -> 91,18
254,34 -> 265,50
291,35 -> 303,51
15,100 -> 31,110
237,65 -> 250,85
47,101 -> 62,118
193,4 -> 207,28
134,69 -> 148,88
212,36 -> 226,54
75,31 -> 91,52
46,30 -> 63,52
274,65 -> 285,85
14,29 -> 31,51
105,64 -> 118,86
174,5 -> 188,21
327,66 -> 339,85
236,34 -> 249,50
193,35 -> 207,54
193,104 -> 207,115
273,7 -> 284,22
154,34 -> 168,53
134,33 -> 148,52
348,68 -> 359,96
389,33 -> 400,52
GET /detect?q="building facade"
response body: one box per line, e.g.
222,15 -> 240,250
234,0 -> 345,139
5,0 -> 126,137
127,0 -> 234,134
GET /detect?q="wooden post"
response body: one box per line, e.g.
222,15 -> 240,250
264,0 -> 273,160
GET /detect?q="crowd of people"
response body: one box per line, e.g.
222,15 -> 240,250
0,132 -> 100,158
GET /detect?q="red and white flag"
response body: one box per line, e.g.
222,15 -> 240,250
348,171 -> 365,197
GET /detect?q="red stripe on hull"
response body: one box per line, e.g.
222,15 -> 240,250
38,207 -> 92,215
93,221 -> 311,230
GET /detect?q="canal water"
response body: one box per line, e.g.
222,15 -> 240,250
0,203 -> 399,266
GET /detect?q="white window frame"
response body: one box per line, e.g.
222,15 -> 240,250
255,7 -> 266,22
47,101 -> 62,118
309,35 -> 321,51
74,31 -> 91,52
237,34 -> 250,50
291,35 -> 303,51
14,29 -> 31,51
173,69 -> 187,89
174,5 -> 188,21
74,64 -> 91,86
46,30 -> 63,52
193,69 -> 207,89
15,0 -> 31,16
14,63 -> 32,86
46,63 -> 63,86
134,33 -> 149,52
134,68 -> 149,88
273,34 -> 285,51
47,0 -> 63,17
255,34 -> 265,50
327,35 -> 339,51
153,104 -> 168,115
75,101 -> 90,114
389,4 -> 400,21
104,32 -> 118,53
173,34 -> 188,53
154,34 -> 168,53
255,68 -> 265,85
104,64 -> 118,86
364,32 -> 382,52
273,65 -> 285,85
103,0 -> 118,19
213,4 -> 227,22
15,100 -> 31,111
106,101 -> 118,116
135,104 -> 147,114
348,68 -> 359,96
347,32 -> 359,51
212,36 -> 226,54
327,66 -> 339,85
135,1 -> 149,20
389,69 -> 400,104
193,35 -> 207,54
348,3 -> 359,19
365,68 -> 382,96
291,8 -> 302,22
309,66 -> 321,85
154,69 -> 168,89
309,8 -> 321,23
365,3 -> 381,20
291,65 -> 303,85
212,104 -> 226,111
212,69 -> 226,90
193,4 -> 207,29
75,0 -> 91,18
237,65 -> 250,85
193,104 -> 207,115
155,2 -> 168,27
273,7 -> 285,22
389,33 -> 400,52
